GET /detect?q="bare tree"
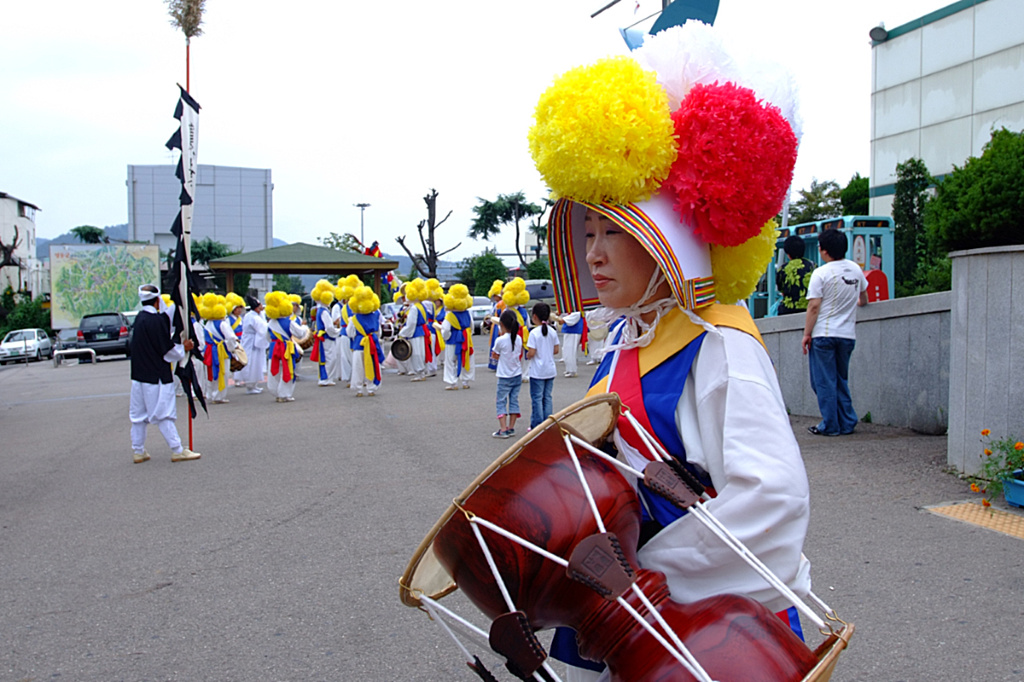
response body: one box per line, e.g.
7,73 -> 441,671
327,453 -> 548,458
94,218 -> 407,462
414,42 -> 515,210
396,189 -> 461,279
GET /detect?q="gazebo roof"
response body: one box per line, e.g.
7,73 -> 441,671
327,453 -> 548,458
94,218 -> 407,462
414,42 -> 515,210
208,242 -> 399,274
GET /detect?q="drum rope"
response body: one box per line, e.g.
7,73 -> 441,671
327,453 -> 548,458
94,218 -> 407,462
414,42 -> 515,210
614,592 -> 716,682
469,521 -> 518,614
627,583 -> 716,682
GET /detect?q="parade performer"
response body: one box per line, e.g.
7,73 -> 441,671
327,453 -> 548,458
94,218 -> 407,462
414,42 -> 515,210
265,291 -> 309,403
528,22 -> 809,678
557,308 -> 586,377
346,285 -> 385,397
310,279 -> 340,387
437,283 -> 474,390
239,297 -> 268,393
128,284 -> 200,463
389,285 -> 411,375
199,293 -> 239,404
398,278 -> 431,381
334,275 -> 360,386
584,307 -> 609,365
226,293 -> 246,386
484,279 -> 505,371
425,279 -> 445,377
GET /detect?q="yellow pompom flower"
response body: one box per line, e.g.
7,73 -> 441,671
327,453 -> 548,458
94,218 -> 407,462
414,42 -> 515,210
488,279 -> 505,298
709,219 -> 779,305
529,56 -> 677,205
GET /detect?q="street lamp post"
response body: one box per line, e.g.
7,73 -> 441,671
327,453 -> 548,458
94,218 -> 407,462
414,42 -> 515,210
354,203 -> 370,246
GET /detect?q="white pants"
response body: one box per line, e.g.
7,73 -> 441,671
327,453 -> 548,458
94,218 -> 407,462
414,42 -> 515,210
588,337 -> 606,363
268,369 -> 297,399
350,350 -> 378,394
326,338 -> 342,382
443,344 -> 475,387
562,333 -> 581,375
406,336 -> 427,377
129,380 -> 182,453
339,342 -> 353,382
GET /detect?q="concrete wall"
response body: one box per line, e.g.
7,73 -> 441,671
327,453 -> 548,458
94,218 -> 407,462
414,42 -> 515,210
756,291 -> 951,435
947,245 -> 1024,474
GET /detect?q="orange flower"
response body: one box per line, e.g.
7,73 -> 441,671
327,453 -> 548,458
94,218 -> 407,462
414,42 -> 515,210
1016,442 -> 1023,451
970,483 -> 980,492
982,498 -> 991,508
981,429 -> 991,436
985,449 -> 993,456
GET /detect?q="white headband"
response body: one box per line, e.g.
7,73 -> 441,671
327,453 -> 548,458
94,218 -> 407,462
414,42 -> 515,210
138,285 -> 160,301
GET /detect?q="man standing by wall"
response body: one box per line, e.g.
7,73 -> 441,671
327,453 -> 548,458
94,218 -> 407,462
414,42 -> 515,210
801,230 -> 868,436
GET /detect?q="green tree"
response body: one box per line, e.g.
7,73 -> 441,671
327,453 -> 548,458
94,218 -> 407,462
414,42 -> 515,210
318,232 -> 362,252
232,272 -> 252,297
469,251 -> 508,297
190,237 -> 233,265
892,158 -> 933,296
273,273 -> 304,294
926,128 -> 1024,253
0,295 -> 51,339
788,179 -> 842,224
469,192 -> 544,269
70,225 -> 106,244
526,258 -> 551,280
840,173 -> 870,215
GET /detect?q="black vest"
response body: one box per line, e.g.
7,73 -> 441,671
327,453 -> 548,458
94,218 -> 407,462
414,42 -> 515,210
130,309 -> 176,384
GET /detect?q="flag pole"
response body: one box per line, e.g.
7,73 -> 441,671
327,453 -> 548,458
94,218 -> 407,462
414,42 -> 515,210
181,201 -> 193,450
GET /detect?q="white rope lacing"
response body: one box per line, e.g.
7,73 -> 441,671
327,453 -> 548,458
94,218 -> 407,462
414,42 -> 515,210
589,269 -> 677,354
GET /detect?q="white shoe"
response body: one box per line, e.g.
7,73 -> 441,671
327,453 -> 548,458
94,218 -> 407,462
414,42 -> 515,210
586,360 -> 597,365
246,389 -> 261,394
133,451 -> 150,464
171,448 -> 201,463
410,376 -> 426,382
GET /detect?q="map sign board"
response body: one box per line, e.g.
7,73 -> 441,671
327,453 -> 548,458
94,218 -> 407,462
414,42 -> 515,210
49,244 -> 160,329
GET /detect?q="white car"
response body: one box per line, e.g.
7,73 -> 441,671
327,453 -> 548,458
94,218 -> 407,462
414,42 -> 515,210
0,328 -> 54,364
469,296 -> 492,335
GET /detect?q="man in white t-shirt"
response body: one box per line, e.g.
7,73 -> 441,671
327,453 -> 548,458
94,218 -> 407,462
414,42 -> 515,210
801,229 -> 868,436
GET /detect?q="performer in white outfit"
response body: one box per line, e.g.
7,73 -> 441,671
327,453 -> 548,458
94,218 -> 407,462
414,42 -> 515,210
199,294 -> 239,404
128,285 -> 200,464
424,279 -> 444,377
239,299 -> 268,393
335,275 -> 361,385
225,293 -> 246,386
557,310 -> 583,377
346,285 -> 386,396
309,280 -> 340,387
398,278 -> 430,381
264,291 -> 309,403
584,308 -> 608,365
438,284 -> 475,389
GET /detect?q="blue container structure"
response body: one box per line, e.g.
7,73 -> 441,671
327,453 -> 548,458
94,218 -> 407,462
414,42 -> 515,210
1003,471 -> 1024,509
748,216 -> 896,319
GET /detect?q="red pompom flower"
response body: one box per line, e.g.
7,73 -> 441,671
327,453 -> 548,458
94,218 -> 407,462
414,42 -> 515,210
663,82 -> 798,247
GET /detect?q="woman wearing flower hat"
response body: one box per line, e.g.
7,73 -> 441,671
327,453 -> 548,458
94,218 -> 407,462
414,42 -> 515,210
529,23 -> 811,679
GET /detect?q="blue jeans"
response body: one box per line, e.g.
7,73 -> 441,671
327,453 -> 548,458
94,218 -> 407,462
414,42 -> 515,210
808,336 -> 858,435
529,377 -> 554,428
495,375 -> 521,418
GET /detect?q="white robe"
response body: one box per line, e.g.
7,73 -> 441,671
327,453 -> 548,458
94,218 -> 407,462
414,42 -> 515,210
130,318 -> 187,454
267,318 -> 309,399
398,304 -> 427,378
440,316 -> 475,387
585,309 -> 608,364
315,304 -> 341,384
239,310 -> 269,387
203,319 -> 238,402
559,311 -> 582,375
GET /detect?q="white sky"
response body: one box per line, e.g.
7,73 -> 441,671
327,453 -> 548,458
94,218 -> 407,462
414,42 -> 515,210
1,0 -> 945,264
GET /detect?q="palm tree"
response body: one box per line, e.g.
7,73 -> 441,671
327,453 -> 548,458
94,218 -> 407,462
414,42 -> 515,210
165,0 -> 206,91
70,225 -> 106,244
468,192 -> 543,269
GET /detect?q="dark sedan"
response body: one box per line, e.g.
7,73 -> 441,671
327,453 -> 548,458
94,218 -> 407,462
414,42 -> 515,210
77,312 -> 132,359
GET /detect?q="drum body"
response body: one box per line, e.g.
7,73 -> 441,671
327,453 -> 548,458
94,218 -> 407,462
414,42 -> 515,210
294,331 -> 315,351
391,337 -> 412,362
229,345 -> 248,372
430,398 -> 818,682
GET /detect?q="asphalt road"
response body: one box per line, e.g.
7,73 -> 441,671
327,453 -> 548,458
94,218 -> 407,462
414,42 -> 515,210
1,351 -> 1021,681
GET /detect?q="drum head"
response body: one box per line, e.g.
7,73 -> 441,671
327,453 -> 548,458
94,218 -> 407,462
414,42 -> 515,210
391,337 -> 412,361
399,392 -> 622,608
230,345 -> 248,371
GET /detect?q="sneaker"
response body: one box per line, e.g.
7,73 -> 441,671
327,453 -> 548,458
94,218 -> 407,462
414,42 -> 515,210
132,451 -> 150,464
171,448 -> 201,462
807,425 -> 838,437
492,430 -> 505,438
246,389 -> 262,394
283,396 -> 295,402
502,429 -> 515,438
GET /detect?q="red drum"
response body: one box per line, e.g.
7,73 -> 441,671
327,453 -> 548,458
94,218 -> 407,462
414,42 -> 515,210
400,394 -> 848,682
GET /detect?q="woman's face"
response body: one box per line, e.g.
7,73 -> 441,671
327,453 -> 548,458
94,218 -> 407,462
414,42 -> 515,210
584,209 -> 660,309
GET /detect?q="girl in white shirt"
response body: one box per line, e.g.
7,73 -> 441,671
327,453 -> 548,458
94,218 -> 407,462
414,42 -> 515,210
526,302 -> 560,429
489,309 -> 523,438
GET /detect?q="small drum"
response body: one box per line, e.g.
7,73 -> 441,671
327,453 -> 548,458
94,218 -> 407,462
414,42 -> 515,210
293,331 -> 315,351
229,345 -> 248,372
589,324 -> 609,341
391,337 -> 412,362
400,394 -> 852,682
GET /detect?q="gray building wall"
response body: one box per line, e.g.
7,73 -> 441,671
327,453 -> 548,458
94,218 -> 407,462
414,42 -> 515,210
756,292 -> 951,435
869,0 -> 1024,216
127,164 -> 274,291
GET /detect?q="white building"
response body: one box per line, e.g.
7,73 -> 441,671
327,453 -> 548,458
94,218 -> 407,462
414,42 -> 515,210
869,0 -> 1024,215
0,192 -> 45,297
127,164 -> 274,293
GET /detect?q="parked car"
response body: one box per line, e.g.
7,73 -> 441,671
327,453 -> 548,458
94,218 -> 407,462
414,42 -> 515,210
469,296 -> 492,335
0,328 -> 54,364
122,310 -> 139,329
77,312 -> 132,359
54,329 -> 80,350
524,279 -> 557,308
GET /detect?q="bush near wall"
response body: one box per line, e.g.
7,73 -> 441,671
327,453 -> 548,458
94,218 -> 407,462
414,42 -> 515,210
927,128 -> 1024,252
